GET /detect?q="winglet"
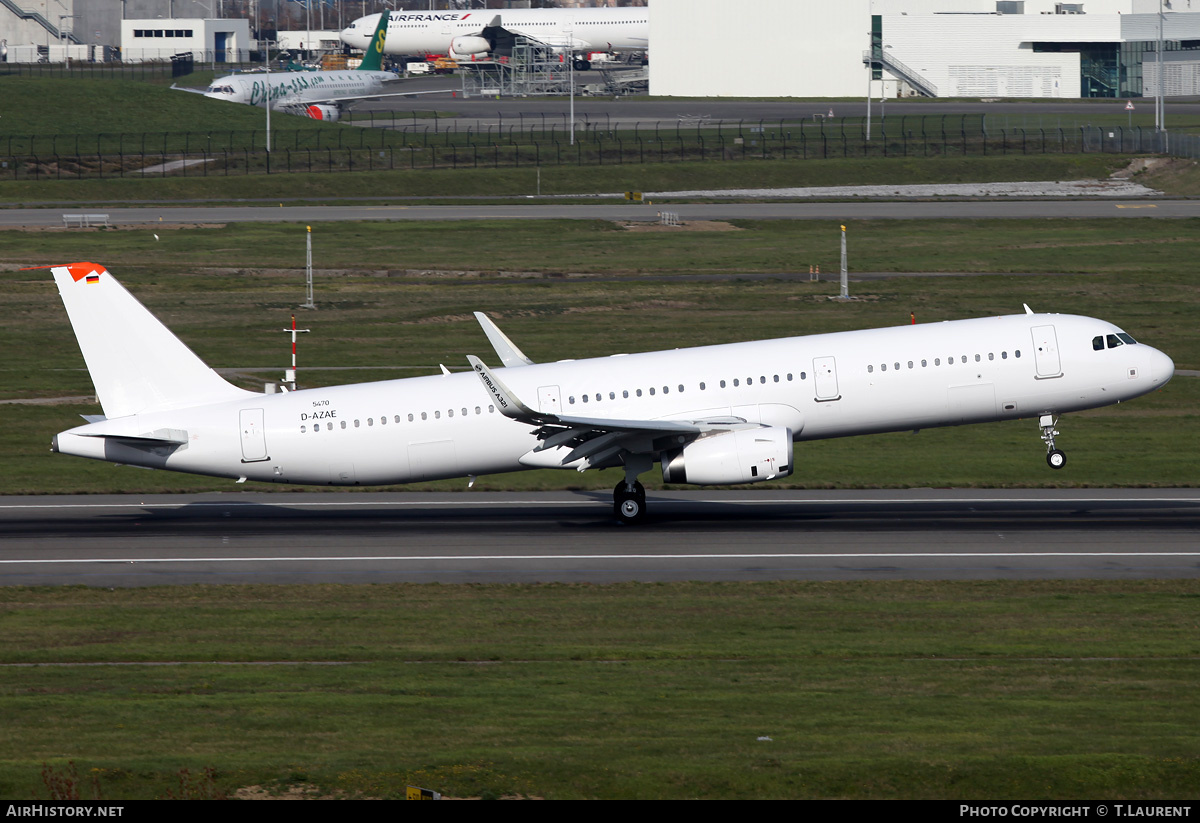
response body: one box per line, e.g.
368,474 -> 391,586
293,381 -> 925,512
474,312 -> 535,368
467,355 -> 542,421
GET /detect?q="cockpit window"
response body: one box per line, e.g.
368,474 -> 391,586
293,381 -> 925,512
1095,332 -> 1139,351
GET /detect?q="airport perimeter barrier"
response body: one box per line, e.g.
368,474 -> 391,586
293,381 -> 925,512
0,122 -> 1178,182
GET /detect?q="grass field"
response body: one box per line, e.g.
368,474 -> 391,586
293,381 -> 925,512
1,218 -> 1196,494
3,79 -> 1199,800
2,580 -> 1199,800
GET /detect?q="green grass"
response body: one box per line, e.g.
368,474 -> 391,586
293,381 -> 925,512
2,581 -> 1199,799
1,218 -> 1196,494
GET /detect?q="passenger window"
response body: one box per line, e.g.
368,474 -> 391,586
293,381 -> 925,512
649,388 -> 656,395
623,390 -> 629,398
368,418 -> 374,426
868,365 -> 874,373
881,364 -> 887,371
988,353 -> 994,361
733,379 -> 739,387
720,380 -> 726,388
434,411 -> 440,419
908,361 -> 913,369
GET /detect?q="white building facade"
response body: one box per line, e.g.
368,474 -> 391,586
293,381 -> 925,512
649,0 -> 1200,99
119,18 -> 251,63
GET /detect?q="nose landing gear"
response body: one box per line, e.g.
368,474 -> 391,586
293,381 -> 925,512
1040,414 -> 1066,469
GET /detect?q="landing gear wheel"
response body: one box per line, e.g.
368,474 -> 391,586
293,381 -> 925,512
613,480 -> 647,524
1046,449 -> 1066,470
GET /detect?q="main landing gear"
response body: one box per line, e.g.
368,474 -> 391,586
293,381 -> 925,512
613,454 -> 653,524
614,479 -> 647,523
1040,414 -> 1067,470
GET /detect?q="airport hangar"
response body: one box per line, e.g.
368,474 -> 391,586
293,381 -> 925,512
648,0 -> 1200,100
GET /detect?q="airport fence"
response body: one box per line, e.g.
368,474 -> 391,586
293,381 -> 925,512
0,116 -> 1175,182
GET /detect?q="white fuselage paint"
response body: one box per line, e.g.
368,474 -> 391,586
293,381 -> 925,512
53,313 -> 1173,487
339,8 -> 649,57
204,70 -> 394,110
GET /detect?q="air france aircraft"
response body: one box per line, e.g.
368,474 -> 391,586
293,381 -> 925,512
46,263 -> 1173,523
197,12 -> 431,121
340,7 -> 649,70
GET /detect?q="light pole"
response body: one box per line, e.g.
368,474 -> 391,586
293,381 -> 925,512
568,27 -> 575,147
59,14 -> 76,68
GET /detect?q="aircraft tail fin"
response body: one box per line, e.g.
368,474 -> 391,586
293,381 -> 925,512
48,263 -> 251,419
357,11 -> 390,72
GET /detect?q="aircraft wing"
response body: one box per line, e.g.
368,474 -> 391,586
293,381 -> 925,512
294,88 -> 450,106
467,355 -> 753,471
170,83 -> 208,94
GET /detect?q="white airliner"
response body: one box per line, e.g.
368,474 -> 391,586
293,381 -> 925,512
339,6 -> 649,70
46,262 -> 1173,523
197,12 -> 435,121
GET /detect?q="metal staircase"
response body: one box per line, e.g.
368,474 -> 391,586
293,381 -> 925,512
863,49 -> 938,98
0,0 -> 81,44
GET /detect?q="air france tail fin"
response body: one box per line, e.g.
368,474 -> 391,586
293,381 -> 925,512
357,11 -> 390,72
49,263 -> 251,418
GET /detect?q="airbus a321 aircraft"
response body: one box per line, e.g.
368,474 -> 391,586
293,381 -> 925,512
340,6 -> 649,70
198,12 -> 425,121
46,263 -> 1173,523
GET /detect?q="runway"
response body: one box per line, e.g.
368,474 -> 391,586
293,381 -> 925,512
1,200 -> 1198,228
1,489 -> 1196,586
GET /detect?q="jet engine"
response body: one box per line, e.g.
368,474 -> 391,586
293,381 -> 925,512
304,104 -> 340,122
450,36 -> 491,56
660,427 -> 792,486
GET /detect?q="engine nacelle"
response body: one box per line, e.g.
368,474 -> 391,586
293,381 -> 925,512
661,427 -> 792,486
450,36 -> 491,56
304,104 -> 340,122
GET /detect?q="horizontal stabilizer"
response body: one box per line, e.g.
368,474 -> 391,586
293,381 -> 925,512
78,428 -> 188,445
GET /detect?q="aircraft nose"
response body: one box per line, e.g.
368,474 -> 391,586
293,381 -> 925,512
1151,347 -> 1175,385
